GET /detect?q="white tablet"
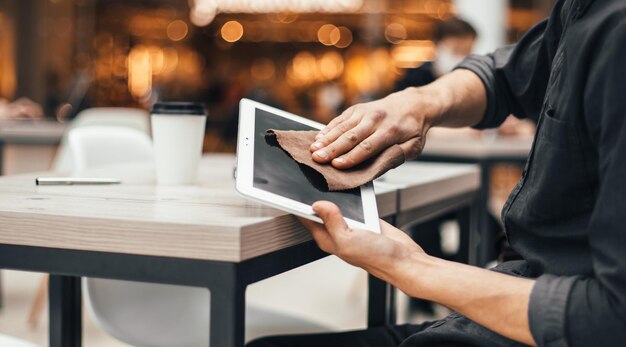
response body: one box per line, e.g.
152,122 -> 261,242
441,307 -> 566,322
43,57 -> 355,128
235,98 -> 381,233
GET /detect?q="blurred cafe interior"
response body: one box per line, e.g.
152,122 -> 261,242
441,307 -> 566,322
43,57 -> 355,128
0,0 -> 553,346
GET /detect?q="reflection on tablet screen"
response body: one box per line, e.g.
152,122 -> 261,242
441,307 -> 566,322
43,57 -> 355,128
253,108 -> 365,223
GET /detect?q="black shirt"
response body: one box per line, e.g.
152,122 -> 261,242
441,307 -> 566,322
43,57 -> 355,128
457,0 -> 626,346
394,62 -> 437,91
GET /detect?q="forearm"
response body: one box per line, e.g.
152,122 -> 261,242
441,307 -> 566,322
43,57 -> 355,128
390,254 -> 536,346
401,69 -> 487,129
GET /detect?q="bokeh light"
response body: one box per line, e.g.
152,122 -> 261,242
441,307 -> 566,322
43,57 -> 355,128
317,24 -> 337,46
221,20 -> 244,42
385,23 -> 407,44
334,26 -> 353,48
317,51 -> 344,80
166,20 -> 189,41
391,40 -> 436,68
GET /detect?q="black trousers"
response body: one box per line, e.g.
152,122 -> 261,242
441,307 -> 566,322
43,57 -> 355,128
246,323 -> 434,347
247,262 -> 534,347
246,315 -> 525,347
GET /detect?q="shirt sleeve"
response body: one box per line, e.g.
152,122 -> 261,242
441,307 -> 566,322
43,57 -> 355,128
455,7 -> 563,129
528,20 -> 626,347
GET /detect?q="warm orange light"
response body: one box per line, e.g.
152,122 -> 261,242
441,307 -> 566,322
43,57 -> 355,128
128,46 -> 152,99
221,20 -> 244,42
317,24 -> 337,46
334,26 -> 353,48
391,40 -> 436,68
287,51 -> 316,86
328,27 -> 341,46
167,20 -> 189,41
317,51 -> 344,80
148,47 -> 164,75
385,23 -> 407,44
162,47 -> 179,75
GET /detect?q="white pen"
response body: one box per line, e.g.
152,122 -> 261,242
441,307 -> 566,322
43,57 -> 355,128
35,177 -> 122,186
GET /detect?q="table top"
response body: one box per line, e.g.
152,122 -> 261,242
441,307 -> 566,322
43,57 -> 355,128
0,120 -> 67,145
422,134 -> 533,159
0,154 -> 479,262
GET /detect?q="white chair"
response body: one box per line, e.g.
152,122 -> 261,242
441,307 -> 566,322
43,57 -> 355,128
0,335 -> 39,347
67,126 -> 154,174
53,107 -> 150,174
65,121 -> 336,346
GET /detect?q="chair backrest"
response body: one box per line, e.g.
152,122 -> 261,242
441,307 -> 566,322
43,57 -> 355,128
67,126 -> 154,174
53,107 -> 150,173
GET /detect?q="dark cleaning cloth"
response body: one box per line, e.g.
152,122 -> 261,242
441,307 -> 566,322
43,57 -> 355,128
267,129 -> 405,191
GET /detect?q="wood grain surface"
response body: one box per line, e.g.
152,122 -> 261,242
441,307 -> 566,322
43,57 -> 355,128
0,154 -> 479,262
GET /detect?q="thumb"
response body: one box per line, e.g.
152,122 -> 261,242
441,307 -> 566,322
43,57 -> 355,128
312,201 -> 350,236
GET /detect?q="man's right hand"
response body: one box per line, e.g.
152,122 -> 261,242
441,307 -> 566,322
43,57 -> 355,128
310,89 -> 435,169
309,69 -> 487,169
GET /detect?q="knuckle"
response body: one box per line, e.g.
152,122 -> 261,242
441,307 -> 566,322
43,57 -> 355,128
345,131 -> 359,143
369,110 -> 386,122
326,144 -> 338,155
386,124 -> 400,136
331,115 -> 345,124
337,122 -> 349,133
358,140 -> 374,153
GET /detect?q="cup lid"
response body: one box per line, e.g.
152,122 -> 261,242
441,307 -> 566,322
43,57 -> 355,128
151,102 -> 206,116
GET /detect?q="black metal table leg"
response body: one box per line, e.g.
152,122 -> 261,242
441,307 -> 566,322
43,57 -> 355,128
367,275 -> 387,327
49,275 -> 82,347
367,274 -> 396,327
210,282 -> 246,347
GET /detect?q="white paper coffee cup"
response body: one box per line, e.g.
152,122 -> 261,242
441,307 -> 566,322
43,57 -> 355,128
151,102 -> 207,185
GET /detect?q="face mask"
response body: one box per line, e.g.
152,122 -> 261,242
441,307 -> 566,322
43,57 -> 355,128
433,46 -> 466,76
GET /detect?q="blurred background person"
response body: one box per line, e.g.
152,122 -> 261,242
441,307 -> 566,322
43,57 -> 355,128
395,17 -> 477,91
0,98 -> 43,120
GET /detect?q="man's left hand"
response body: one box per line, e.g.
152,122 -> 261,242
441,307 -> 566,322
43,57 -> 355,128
298,201 -> 425,283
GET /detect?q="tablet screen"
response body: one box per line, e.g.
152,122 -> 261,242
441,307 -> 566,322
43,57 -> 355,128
253,108 -> 365,223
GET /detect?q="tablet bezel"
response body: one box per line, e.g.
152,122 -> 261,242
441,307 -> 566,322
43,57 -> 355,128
235,98 -> 381,233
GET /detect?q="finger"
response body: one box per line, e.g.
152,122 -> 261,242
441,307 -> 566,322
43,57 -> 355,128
312,201 -> 350,237
311,114 -> 360,156
315,106 -> 356,141
311,120 -> 361,163
313,119 -> 376,164
330,130 -> 393,169
398,136 -> 425,160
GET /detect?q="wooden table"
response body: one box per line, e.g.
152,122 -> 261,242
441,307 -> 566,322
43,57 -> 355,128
0,154 -> 479,347
419,134 -> 533,266
0,119 -> 66,308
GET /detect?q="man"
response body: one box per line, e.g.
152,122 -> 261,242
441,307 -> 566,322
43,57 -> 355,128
395,17 -> 477,91
249,0 -> 626,346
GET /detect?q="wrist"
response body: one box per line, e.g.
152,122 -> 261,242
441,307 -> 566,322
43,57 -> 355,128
388,250 -> 443,300
403,84 -> 451,130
